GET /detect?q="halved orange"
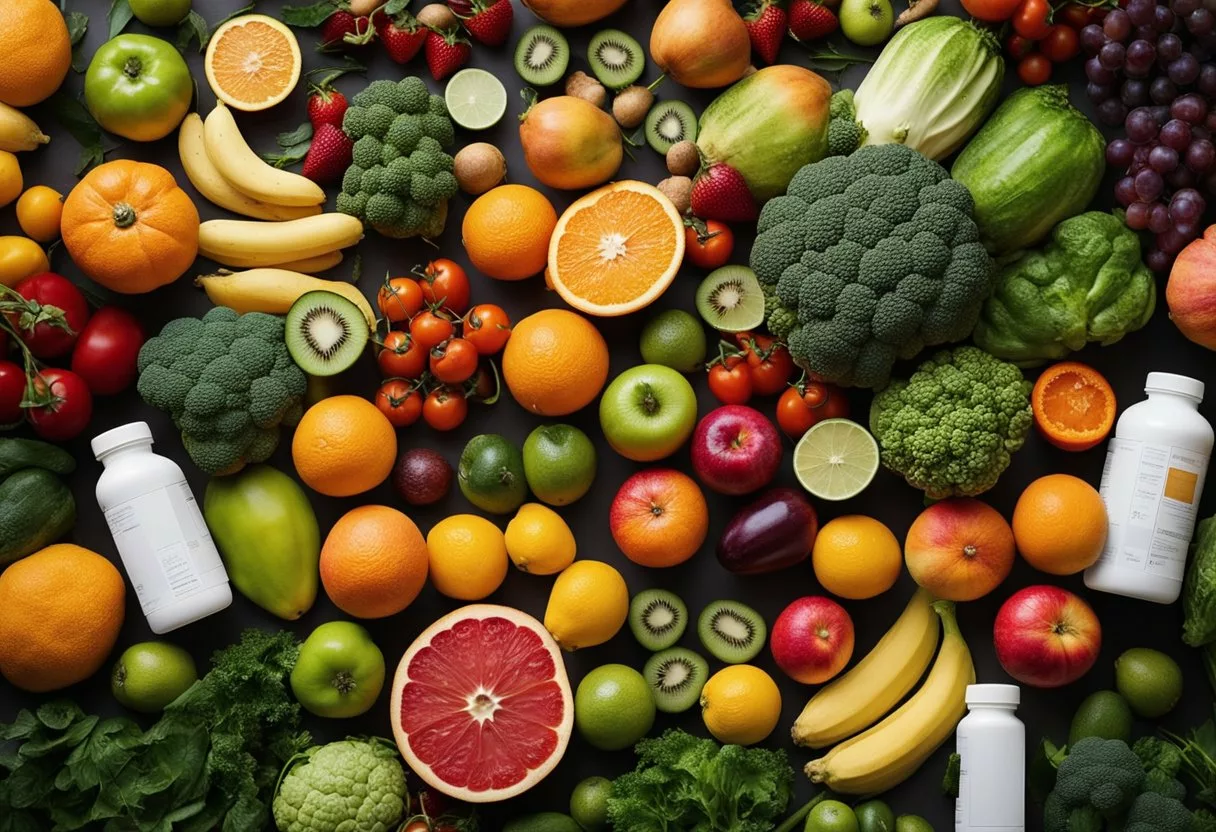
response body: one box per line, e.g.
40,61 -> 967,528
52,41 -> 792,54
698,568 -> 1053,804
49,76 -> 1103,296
1031,361 -> 1116,452
205,15 -> 301,112
547,180 -> 685,317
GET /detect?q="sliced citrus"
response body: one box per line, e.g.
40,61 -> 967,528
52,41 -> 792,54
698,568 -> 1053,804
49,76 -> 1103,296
794,418 -> 879,501
1031,361 -> 1116,452
445,68 -> 508,130
547,180 -> 685,317
205,14 -> 301,112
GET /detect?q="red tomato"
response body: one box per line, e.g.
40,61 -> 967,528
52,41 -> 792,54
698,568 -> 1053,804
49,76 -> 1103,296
684,221 -> 735,269
402,823 -> 430,832
409,310 -> 455,350
377,331 -> 428,378
69,306 -> 145,396
962,0 -> 1024,20
417,258 -> 470,314
1014,0 -> 1052,39
377,276 -> 425,323
423,386 -> 468,431
462,304 -> 512,355
11,272 -> 89,359
707,355 -> 752,405
1006,32 -> 1037,60
1017,52 -> 1053,84
0,360 -> 25,425
375,379 -> 423,428
741,336 -> 794,396
1058,1 -> 1091,27
468,362 -> 500,403
775,379 -> 850,438
27,368 -> 92,441
1040,24 -> 1079,61
429,337 -> 479,384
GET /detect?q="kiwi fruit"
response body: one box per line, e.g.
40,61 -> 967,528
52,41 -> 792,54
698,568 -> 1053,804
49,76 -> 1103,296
514,25 -> 570,87
698,600 -> 766,664
694,266 -> 766,332
645,99 -> 697,155
285,290 -> 369,377
629,589 -> 688,651
644,647 -> 709,713
588,29 -> 644,89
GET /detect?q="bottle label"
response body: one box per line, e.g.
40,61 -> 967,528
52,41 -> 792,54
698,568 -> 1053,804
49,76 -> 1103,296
103,480 -> 228,616
957,726 -> 1025,830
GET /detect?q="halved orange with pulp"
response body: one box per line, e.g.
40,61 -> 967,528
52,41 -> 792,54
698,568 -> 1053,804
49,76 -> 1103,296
1031,361 -> 1116,452
204,15 -> 301,112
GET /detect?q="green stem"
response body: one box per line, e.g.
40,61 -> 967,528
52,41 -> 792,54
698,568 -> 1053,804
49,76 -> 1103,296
774,791 -> 831,832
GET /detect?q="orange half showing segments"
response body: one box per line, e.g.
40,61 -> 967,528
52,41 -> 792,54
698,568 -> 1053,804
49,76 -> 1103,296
1031,361 -> 1116,452
547,180 -> 686,317
205,15 -> 302,112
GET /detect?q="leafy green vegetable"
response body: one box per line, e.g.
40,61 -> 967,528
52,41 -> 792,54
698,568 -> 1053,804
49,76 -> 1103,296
1165,710 -> 1216,808
1183,516 -> 1216,648
943,752 -> 961,798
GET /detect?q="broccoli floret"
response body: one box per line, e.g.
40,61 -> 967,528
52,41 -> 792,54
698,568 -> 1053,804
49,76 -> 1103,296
1125,792 -> 1193,832
827,89 -> 866,156
870,346 -> 1032,498
1044,738 -> 1147,832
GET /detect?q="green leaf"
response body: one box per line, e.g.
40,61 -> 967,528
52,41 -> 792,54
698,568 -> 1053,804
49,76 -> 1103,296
47,93 -> 106,176
383,0 -> 409,14
35,701 -> 83,731
281,0 -> 339,27
276,122 -> 313,148
175,10 -> 209,52
65,11 -> 89,72
107,0 -> 133,39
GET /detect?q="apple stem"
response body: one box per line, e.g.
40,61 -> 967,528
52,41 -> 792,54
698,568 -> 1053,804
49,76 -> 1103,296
331,670 -> 356,695
962,544 -> 978,560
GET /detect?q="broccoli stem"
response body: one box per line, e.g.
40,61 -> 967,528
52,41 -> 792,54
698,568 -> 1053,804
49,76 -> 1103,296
773,790 -> 831,832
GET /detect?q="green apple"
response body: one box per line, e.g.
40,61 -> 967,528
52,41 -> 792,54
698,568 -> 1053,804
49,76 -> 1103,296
129,0 -> 192,27
290,621 -> 385,718
840,0 -> 894,46
599,364 -> 698,462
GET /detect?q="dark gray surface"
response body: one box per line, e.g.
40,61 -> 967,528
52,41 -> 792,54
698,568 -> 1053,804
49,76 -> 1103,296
3,0 -> 1214,828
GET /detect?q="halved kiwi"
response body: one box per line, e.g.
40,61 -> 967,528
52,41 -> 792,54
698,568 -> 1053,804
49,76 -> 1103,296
644,647 -> 709,713
629,589 -> 688,651
285,290 -> 369,377
514,25 -> 570,87
695,266 -> 766,332
588,29 -> 644,89
645,99 -> 697,154
698,600 -> 766,664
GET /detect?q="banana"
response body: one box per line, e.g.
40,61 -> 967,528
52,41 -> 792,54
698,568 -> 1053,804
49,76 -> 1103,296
196,268 -> 376,329
202,103 -> 326,207
178,114 -> 321,222
198,214 -> 364,268
792,589 -> 939,749
0,103 -> 49,152
271,251 -> 344,274
804,600 -> 974,796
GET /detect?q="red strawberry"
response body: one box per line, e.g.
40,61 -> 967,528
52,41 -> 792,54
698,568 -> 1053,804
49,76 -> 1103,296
788,0 -> 838,41
302,123 -> 354,184
461,0 -> 513,46
375,10 -> 427,63
691,164 -> 759,223
447,0 -> 474,14
745,0 -> 787,65
307,84 -> 348,129
425,29 -> 471,80
320,11 -> 375,48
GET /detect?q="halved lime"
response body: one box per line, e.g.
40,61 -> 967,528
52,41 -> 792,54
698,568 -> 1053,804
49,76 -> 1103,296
794,418 -> 879,501
444,68 -> 507,130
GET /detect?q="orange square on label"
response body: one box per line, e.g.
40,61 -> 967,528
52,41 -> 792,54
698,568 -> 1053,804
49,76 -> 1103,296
1165,467 -> 1199,504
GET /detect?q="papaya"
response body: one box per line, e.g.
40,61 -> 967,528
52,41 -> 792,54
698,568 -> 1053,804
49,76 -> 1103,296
0,467 -> 75,566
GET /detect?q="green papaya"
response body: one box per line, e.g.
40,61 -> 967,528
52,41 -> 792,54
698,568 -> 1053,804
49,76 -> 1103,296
203,464 -> 320,620
0,468 -> 75,565
0,438 -> 76,477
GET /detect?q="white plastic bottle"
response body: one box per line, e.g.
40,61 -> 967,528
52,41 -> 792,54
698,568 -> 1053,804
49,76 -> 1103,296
1084,372 -> 1213,604
955,684 -> 1024,832
92,422 -> 232,634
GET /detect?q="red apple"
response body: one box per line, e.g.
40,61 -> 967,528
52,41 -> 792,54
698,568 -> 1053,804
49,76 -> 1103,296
690,404 -> 782,495
904,498 -> 1015,601
771,595 -> 854,684
994,585 -> 1101,688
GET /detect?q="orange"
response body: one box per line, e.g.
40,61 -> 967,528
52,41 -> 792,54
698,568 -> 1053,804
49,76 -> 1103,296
320,505 -> 429,618
1013,473 -> 1108,575
292,395 -> 397,497
812,515 -> 903,600
461,184 -> 557,280
0,544 -> 125,692
502,309 -> 610,416
205,15 -> 302,112
426,514 -> 509,600
548,181 -> 685,317
16,185 -> 63,242
610,468 -> 708,567
1032,362 -> 1116,452
0,0 -> 71,108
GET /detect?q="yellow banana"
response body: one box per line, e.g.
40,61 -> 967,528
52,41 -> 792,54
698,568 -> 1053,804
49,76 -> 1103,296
203,103 -> 326,207
270,251 -> 344,274
178,114 -> 320,221
195,268 -> 376,329
805,600 -> 974,796
792,589 -> 939,749
0,103 -> 49,152
198,214 -> 364,268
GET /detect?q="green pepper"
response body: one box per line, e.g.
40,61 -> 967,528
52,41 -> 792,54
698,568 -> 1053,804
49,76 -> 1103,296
84,34 -> 192,142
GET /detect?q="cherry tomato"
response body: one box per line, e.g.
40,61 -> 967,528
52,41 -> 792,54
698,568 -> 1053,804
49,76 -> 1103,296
1014,0 -> 1052,39
377,276 -> 425,323
410,310 -> 455,351
27,368 -> 92,441
423,386 -> 468,431
1058,1 -> 1092,27
707,355 -> 752,405
429,337 -> 479,384
1040,24 -> 1080,61
468,362 -> 500,403
684,221 -> 735,270
1005,32 -> 1037,60
741,335 -> 795,396
0,360 -> 25,425
1017,52 -> 1053,84
776,379 -> 851,438
10,272 -> 89,359
402,822 -> 430,832
462,304 -> 512,355
416,789 -> 447,818
417,258 -> 470,314
962,0 -> 1024,20
69,306 -> 145,396
375,379 -> 423,428
377,330 -> 428,378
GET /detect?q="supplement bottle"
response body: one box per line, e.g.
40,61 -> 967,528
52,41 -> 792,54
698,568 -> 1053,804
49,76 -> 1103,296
955,683 -> 1024,832
92,421 -> 231,634
1085,372 -> 1213,604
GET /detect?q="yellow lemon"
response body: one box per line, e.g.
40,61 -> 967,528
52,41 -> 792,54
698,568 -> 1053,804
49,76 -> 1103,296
426,514 -> 508,601
812,515 -> 903,600
544,560 -> 628,651
505,503 -> 577,575
700,664 -> 782,746
0,152 -> 21,208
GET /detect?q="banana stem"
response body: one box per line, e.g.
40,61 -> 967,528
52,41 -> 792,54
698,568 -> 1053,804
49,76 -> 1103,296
773,790 -> 831,832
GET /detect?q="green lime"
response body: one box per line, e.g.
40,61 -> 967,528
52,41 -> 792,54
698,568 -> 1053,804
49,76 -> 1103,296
445,68 -> 508,130
128,0 -> 192,26
1115,647 -> 1184,718
793,418 -> 879,500
805,800 -> 859,832
458,433 -> 528,514
639,309 -> 708,373
570,775 -> 612,831
111,642 -> 198,713
574,664 -> 656,751
855,800 -> 895,832
895,816 -> 934,832
503,812 -> 582,832
522,424 -> 597,506
1069,689 -> 1133,745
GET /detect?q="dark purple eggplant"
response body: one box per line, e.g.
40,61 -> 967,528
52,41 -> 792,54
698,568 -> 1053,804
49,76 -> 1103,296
716,487 -> 818,575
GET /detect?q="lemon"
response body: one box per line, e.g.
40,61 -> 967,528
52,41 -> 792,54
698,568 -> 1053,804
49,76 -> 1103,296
426,514 -> 509,600
544,560 -> 628,650
812,515 -> 903,600
505,503 -> 577,575
700,664 -> 781,746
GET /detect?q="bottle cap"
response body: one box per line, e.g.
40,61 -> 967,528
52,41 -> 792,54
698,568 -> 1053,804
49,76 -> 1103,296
965,683 -> 1020,707
91,421 -> 153,460
1146,372 -> 1204,402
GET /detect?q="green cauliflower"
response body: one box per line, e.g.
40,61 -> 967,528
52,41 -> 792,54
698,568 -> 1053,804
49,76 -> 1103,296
137,307 -> 306,475
1044,738 -> 1147,832
752,143 -> 993,388
869,346 -> 1032,498
337,77 -> 458,239
272,739 -> 407,832
827,89 -> 867,157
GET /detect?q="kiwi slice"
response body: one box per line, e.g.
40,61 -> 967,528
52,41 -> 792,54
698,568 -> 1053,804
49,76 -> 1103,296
629,589 -> 688,651
514,25 -> 570,87
698,600 -> 766,664
588,29 -> 644,89
644,647 -> 709,713
695,266 -> 766,332
285,290 -> 369,377
645,99 -> 697,155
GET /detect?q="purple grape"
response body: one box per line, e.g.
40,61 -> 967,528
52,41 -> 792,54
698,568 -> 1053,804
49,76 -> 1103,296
1170,165 -> 1198,187
1108,138 -> 1137,167
1129,0 -> 1156,25
1172,187 -> 1207,215
1150,77 -> 1179,104
1158,228 -> 1194,254
1176,0 -> 1201,13
1127,106 -> 1161,142
1159,33 -> 1184,61
1151,144 -> 1182,171
1135,23 -> 1159,40
1149,202 -> 1173,232
1127,40 -> 1158,74
1151,105 -> 1173,124
1146,247 -> 1172,272
1190,8 -> 1216,34
1089,81 -> 1116,103
1199,64 -> 1216,95
1126,201 -> 1152,229
1156,4 -> 1178,30
1099,98 -> 1130,126
1105,8 -> 1133,39
1081,23 -> 1108,54
1135,167 -> 1166,200
1116,175 -> 1140,205
1100,41 -> 1128,69
1123,79 -> 1151,107
1172,93 -> 1209,123
1188,138 -> 1216,171
1161,118 -> 1194,149
1086,57 -> 1117,84
1169,54 -> 1202,84
1176,221 -> 1200,236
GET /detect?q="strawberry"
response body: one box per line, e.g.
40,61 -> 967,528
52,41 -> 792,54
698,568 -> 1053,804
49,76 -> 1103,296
320,11 -> 375,48
375,10 -> 427,63
307,84 -> 348,129
425,29 -> 470,80
460,0 -> 513,46
446,0 -> 474,14
745,0 -> 787,65
788,0 -> 838,41
691,164 -> 758,224
302,123 -> 354,184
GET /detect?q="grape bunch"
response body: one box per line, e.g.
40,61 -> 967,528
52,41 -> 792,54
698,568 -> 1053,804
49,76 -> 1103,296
1082,0 -> 1216,271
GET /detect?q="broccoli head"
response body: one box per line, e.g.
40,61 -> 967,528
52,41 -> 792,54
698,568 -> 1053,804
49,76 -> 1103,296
1044,738 -> 1146,832
750,143 -> 993,388
869,346 -> 1032,498
1124,792 -> 1193,832
137,307 -> 306,476
827,90 -> 867,157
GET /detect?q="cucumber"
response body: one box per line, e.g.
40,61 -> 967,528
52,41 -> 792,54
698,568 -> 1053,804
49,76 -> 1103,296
0,467 -> 76,565
0,437 -> 76,477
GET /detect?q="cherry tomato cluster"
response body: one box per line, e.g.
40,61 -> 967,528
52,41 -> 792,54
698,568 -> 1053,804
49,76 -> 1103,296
373,258 -> 511,432
1000,0 -> 1110,85
684,219 -> 736,270
397,784 -> 475,832
706,334 -> 796,405
776,374 -> 851,439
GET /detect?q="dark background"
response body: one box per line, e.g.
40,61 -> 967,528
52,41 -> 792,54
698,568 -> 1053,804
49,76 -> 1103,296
2,0 -> 1213,828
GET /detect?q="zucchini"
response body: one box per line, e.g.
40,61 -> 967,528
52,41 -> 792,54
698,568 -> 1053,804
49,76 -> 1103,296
0,438 -> 76,477
0,467 -> 76,566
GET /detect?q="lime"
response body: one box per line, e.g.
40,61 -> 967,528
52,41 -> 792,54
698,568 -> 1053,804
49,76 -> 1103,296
574,664 -> 656,751
111,642 -> 198,713
570,775 -> 612,831
1115,647 -> 1184,718
855,800 -> 895,832
522,424 -> 597,506
639,309 -> 708,373
445,68 -> 508,130
794,418 -> 879,500
806,800 -> 859,832
1069,690 -> 1133,745
458,433 -> 528,514
129,0 -> 192,26
895,816 -> 935,832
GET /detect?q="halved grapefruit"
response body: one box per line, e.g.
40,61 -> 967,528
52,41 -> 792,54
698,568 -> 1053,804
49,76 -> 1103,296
390,604 -> 574,803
